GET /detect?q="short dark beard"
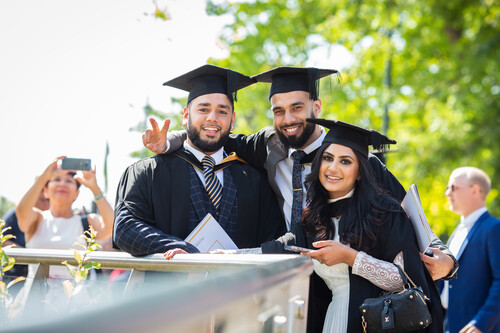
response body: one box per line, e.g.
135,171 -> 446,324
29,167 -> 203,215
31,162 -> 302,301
187,117 -> 231,153
275,110 -> 316,149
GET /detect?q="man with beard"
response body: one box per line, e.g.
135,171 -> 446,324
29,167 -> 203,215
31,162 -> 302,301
113,65 -> 286,257
142,66 -> 458,332
145,66 -> 457,273
144,67 -> 406,229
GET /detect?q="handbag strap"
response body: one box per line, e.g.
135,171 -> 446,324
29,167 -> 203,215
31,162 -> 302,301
394,264 -> 417,289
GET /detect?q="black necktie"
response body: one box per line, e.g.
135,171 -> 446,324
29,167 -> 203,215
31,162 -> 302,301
291,150 -> 306,226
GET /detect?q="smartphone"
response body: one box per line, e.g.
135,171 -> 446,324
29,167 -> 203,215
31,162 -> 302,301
424,248 -> 434,257
284,245 -> 312,253
61,158 -> 91,171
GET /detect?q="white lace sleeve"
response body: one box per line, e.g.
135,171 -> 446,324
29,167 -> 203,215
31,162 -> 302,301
352,251 -> 404,291
235,247 -> 262,254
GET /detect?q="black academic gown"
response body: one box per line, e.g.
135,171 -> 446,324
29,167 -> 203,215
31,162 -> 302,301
113,150 -> 286,256
263,195 -> 443,333
165,128 -> 450,333
344,195 -> 443,333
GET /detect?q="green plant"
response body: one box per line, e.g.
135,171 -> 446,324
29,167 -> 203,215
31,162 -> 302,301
61,226 -> 101,301
0,219 -> 25,323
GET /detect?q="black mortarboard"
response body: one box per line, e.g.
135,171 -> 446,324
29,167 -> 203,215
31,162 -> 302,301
252,66 -> 340,100
162,64 -> 255,104
306,118 -> 396,158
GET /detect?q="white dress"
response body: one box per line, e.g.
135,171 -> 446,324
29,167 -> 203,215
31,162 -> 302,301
26,210 -> 85,278
313,218 -> 350,333
313,194 -> 405,333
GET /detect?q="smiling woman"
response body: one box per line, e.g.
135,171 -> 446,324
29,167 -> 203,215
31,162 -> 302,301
15,157 -> 114,279
299,118 -> 443,333
318,144 -> 360,200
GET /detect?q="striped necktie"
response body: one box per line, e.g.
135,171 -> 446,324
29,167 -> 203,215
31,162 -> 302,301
202,155 -> 223,210
291,150 -> 306,227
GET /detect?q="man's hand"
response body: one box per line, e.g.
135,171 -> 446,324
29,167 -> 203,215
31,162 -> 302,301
163,248 -> 187,260
460,323 -> 483,333
142,118 -> 170,154
420,247 -> 454,280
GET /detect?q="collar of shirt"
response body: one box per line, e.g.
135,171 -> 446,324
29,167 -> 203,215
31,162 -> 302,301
287,127 -> 326,158
183,141 -> 225,165
461,206 -> 488,230
327,188 -> 355,203
183,141 -> 225,187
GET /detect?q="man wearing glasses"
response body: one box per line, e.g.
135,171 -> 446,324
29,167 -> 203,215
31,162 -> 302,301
441,167 -> 500,333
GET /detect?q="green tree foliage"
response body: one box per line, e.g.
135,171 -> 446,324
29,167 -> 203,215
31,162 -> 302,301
0,197 -> 14,219
205,0 -> 500,240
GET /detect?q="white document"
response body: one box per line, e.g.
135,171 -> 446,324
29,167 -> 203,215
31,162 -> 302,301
401,184 -> 435,252
184,213 -> 238,253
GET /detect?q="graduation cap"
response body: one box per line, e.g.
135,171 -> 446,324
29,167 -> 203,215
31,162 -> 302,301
163,64 -> 255,104
252,66 -> 340,100
306,118 -> 396,158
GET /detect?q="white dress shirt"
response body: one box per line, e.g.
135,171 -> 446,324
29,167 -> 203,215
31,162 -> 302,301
275,128 -> 326,231
183,141 -> 225,187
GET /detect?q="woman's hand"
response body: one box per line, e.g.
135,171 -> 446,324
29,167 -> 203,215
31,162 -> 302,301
303,240 -> 359,267
41,156 -> 65,181
75,166 -> 99,192
79,166 -> 114,240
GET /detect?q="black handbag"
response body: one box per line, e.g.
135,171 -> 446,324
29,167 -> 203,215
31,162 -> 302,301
359,265 -> 432,332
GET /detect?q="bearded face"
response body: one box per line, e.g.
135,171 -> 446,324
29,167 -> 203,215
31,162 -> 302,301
184,93 -> 234,154
275,108 -> 316,149
187,115 -> 231,153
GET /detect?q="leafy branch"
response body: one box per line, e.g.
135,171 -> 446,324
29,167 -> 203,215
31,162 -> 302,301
61,226 -> 101,301
0,219 -> 25,323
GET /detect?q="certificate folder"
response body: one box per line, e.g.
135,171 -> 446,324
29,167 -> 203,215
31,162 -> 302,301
184,213 -> 238,253
401,184 -> 435,252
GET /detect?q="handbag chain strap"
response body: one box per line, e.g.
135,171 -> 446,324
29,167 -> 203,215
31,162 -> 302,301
362,315 -> 368,333
395,264 -> 417,289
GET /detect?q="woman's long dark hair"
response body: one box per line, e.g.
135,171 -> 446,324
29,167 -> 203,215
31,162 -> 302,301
302,142 -> 386,252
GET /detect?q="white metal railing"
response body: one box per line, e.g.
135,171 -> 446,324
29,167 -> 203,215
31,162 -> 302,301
3,248 -> 313,333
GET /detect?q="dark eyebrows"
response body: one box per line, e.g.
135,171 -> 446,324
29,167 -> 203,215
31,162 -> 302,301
322,151 -> 355,160
195,102 -> 231,110
272,101 -> 305,112
218,104 -> 231,110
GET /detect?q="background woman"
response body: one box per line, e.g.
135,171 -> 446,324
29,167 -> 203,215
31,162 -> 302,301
16,156 -> 113,278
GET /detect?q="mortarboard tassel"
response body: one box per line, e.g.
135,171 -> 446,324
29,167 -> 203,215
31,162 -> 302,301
226,69 -> 238,103
370,131 -> 396,152
307,68 -> 320,100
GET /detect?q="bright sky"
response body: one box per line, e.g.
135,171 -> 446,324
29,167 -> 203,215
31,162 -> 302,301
0,0 -> 230,210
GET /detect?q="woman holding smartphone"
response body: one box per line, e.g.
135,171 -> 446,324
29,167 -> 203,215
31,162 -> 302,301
16,156 -> 113,278
296,119 -> 442,333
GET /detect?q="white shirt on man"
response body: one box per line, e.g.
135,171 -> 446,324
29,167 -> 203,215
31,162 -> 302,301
275,129 -> 326,230
183,141 -> 225,187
